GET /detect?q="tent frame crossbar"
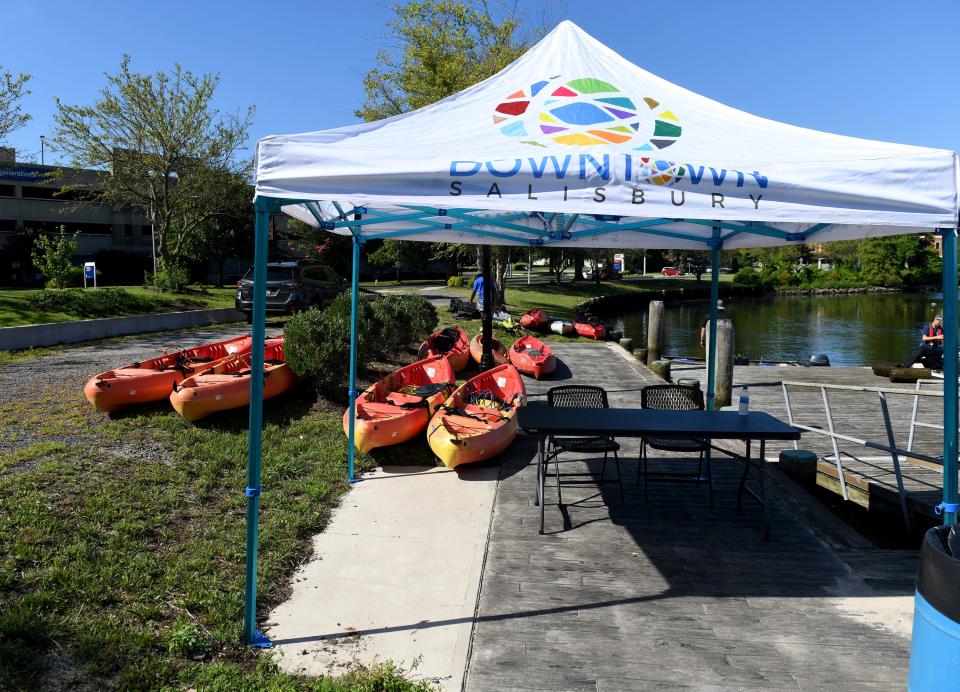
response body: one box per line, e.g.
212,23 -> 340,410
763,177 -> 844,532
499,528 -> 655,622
293,202 -> 836,248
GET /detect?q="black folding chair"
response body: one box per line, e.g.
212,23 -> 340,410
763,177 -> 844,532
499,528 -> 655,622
540,385 -> 624,517
636,384 -> 713,506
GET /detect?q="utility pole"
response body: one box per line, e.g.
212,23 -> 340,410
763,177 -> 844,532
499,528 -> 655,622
40,135 -> 45,165
479,245 -> 495,371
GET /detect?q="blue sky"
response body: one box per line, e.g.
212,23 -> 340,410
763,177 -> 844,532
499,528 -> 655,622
4,0 -> 959,164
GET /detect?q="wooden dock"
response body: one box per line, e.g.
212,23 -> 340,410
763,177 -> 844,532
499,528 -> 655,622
669,361 -> 947,521
464,343 -> 912,691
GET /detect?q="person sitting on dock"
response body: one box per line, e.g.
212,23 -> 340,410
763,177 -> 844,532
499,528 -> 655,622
906,313 -> 944,369
699,299 -> 725,348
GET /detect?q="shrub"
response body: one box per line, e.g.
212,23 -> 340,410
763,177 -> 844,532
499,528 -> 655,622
370,294 -> 438,358
31,227 -> 79,289
446,275 -> 467,288
148,261 -> 190,293
284,293 -> 375,397
732,267 -> 760,286
284,292 -> 438,399
27,287 -> 156,317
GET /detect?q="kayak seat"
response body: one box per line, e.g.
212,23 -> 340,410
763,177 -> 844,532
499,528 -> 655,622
385,392 -> 422,407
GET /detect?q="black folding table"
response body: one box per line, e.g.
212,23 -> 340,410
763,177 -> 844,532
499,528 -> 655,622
516,406 -> 801,537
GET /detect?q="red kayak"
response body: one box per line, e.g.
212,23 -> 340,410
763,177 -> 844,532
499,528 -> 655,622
417,326 -> 470,372
508,335 -> 556,380
519,308 -> 550,331
574,316 -> 607,340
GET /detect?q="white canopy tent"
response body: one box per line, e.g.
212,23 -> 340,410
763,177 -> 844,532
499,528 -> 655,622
243,21 -> 960,646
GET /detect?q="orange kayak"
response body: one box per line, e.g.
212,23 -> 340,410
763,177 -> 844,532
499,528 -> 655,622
573,316 -> 607,340
519,308 -> 550,331
469,333 -> 509,366
427,363 -> 526,468
344,355 -> 456,454
169,338 -> 296,422
509,335 -> 557,380
84,334 -> 253,413
418,326 -> 470,372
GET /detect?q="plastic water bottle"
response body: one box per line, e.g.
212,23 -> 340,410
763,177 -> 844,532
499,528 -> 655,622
738,386 -> 750,416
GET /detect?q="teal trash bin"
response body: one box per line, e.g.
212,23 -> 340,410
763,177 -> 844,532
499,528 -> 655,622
908,524 -> 960,690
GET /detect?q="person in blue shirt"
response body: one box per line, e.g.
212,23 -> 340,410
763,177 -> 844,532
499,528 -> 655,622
469,272 -> 486,312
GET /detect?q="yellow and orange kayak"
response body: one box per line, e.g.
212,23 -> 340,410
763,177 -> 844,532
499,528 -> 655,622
468,333 -> 509,366
509,335 -> 557,380
344,355 -> 456,454
84,334 -> 253,413
418,326 -> 470,372
427,363 -> 526,469
169,338 -> 295,422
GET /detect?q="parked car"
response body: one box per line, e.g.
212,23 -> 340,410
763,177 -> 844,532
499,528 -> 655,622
235,261 -> 343,321
661,266 -> 684,276
598,268 -> 621,280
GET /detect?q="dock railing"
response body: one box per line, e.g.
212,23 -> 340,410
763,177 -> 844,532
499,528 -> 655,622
781,380 -> 947,530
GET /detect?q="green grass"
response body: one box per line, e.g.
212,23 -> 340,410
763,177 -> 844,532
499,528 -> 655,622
0,285 -> 236,328
0,377 -> 432,689
501,277 -> 720,320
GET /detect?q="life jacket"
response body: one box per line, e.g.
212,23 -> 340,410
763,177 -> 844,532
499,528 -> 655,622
927,323 -> 944,338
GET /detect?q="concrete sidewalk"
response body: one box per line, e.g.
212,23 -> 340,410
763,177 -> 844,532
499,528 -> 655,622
266,464 -> 499,689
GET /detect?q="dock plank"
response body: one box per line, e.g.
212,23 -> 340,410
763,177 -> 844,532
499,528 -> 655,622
464,343 -> 910,691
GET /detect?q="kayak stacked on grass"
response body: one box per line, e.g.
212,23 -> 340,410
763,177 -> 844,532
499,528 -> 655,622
418,326 -> 470,372
573,314 -> 608,340
550,320 -> 574,335
427,363 -> 526,468
344,355 -> 456,453
83,335 -> 253,412
469,333 -> 509,365
509,335 -> 557,380
169,337 -> 296,422
519,308 -> 550,331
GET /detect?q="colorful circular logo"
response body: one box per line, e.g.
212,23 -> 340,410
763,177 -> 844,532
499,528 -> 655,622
493,76 -> 682,151
639,158 -> 686,186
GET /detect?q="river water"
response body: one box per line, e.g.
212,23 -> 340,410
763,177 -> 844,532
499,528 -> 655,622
614,292 -> 946,367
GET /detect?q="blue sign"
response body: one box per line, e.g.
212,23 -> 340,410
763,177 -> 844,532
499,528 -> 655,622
0,166 -> 52,182
84,265 -> 95,279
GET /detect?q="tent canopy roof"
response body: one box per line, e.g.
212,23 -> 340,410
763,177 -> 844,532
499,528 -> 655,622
254,21 -> 959,249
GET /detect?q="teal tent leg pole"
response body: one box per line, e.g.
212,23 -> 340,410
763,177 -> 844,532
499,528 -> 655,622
706,227 -> 721,411
942,227 -> 958,525
242,196 -> 272,647
347,232 -> 362,483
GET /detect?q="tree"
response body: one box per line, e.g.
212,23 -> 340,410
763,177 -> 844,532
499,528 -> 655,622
51,56 -> 254,272
586,248 -> 613,283
357,0 -> 540,121
0,66 -> 30,142
181,172 -> 254,286
540,247 -> 569,284
31,226 -> 79,288
357,1 -> 546,296
367,239 -> 430,282
431,242 -> 474,277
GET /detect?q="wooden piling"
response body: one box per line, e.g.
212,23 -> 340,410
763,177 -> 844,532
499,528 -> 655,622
714,318 -> 735,408
647,300 -> 664,366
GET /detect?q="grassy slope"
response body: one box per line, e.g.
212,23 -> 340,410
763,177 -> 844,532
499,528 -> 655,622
0,286 -> 236,328
0,378 -> 431,690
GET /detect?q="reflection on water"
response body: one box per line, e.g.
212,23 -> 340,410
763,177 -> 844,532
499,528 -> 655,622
615,293 -> 947,367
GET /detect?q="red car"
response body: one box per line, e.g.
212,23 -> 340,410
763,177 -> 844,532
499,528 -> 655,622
661,267 -> 684,276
